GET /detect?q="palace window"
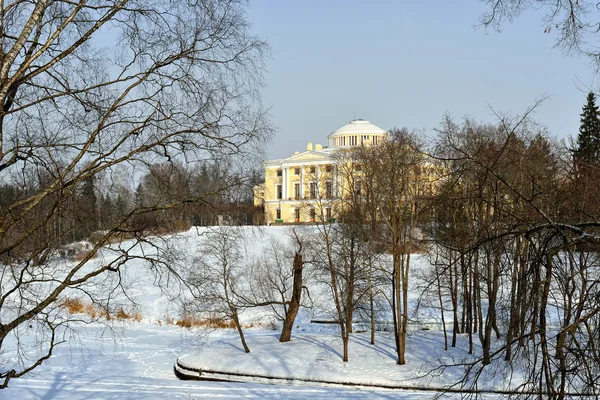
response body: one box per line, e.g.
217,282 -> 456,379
309,182 -> 317,199
326,207 -> 332,220
276,184 -> 282,199
294,183 -> 300,200
294,209 -> 300,223
276,209 -> 281,219
309,208 -> 316,222
354,181 -> 362,196
294,167 -> 301,175
276,169 -> 282,177
309,166 -> 316,174
325,181 -> 332,199
325,165 -> 333,173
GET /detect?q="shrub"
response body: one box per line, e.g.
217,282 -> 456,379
61,297 -> 85,314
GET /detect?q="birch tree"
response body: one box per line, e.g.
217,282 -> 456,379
0,0 -> 269,388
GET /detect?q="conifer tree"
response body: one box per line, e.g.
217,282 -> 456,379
72,176 -> 98,240
81,176 -> 98,230
134,184 -> 146,208
574,92 -> 600,163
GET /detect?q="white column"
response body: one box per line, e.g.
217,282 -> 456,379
316,164 -> 321,198
282,166 -> 287,201
300,167 -> 304,198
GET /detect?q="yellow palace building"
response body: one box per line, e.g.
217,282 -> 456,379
253,119 -> 388,224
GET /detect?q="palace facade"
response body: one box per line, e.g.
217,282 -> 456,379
253,119 -> 389,224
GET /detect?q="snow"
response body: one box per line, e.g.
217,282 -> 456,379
175,328 -> 520,395
178,330 -> 452,387
0,226 -> 506,399
0,323 -> 461,399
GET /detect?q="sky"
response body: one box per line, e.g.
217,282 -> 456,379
246,1 -> 597,160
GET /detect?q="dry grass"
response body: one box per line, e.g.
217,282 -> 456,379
176,315 -> 237,329
61,297 -> 85,314
130,310 -> 143,322
115,307 -> 129,319
60,297 -> 142,322
115,306 -> 143,322
83,303 -> 98,318
212,319 -> 237,329
175,314 -> 204,328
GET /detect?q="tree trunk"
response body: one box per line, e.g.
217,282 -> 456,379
342,334 -> 349,362
279,252 -> 303,342
369,260 -> 375,345
482,251 -> 500,365
233,311 -> 250,353
346,238 -> 356,334
449,252 -> 459,348
394,250 -> 403,364
391,265 -> 400,357
505,236 -> 521,361
400,251 -> 411,365
436,261 -> 448,351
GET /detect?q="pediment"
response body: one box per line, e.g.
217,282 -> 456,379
281,150 -> 331,163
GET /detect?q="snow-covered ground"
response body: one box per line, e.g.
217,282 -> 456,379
178,330 -> 476,389
1,322 -> 451,399
0,226 -> 505,399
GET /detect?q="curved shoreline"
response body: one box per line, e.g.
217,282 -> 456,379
174,360 -> 590,397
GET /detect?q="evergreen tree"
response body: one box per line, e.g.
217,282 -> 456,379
134,183 -> 146,208
72,176 -> 98,240
114,194 -> 128,221
98,194 -> 113,229
574,92 -> 600,163
81,176 -> 97,227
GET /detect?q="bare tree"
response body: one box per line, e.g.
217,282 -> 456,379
374,128 -> 426,365
0,0 -> 269,388
310,219 -> 353,362
480,0 -> 599,62
238,228 -> 310,342
189,226 -> 251,353
277,230 -> 307,342
428,108 -> 600,398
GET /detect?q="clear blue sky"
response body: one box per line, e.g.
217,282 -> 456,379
246,1 -> 597,159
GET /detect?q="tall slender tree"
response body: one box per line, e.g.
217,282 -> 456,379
77,176 -> 98,238
574,92 -> 600,163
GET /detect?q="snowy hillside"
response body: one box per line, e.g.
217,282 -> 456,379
0,226 -> 528,399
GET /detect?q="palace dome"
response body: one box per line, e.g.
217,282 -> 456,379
329,119 -> 385,137
328,119 -> 387,148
